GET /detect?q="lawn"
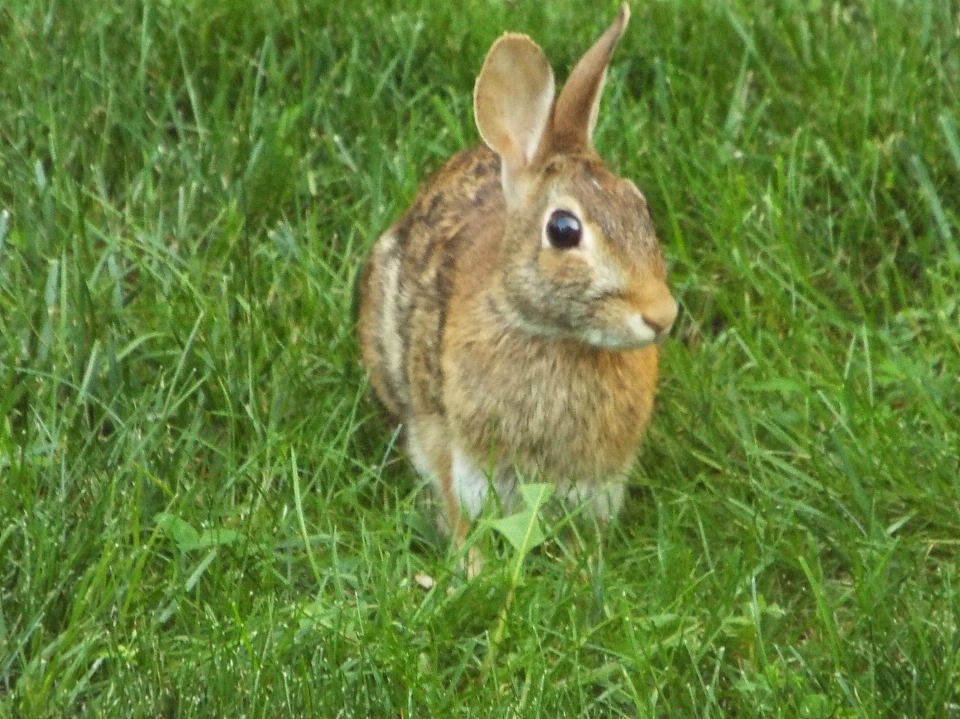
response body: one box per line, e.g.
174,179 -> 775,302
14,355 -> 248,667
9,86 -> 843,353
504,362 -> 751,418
1,0 -> 959,716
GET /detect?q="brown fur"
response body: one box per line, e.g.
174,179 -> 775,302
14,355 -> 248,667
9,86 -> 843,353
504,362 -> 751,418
357,5 -> 677,562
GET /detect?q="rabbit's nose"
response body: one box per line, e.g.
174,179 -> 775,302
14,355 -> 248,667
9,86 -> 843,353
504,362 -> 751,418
641,294 -> 678,338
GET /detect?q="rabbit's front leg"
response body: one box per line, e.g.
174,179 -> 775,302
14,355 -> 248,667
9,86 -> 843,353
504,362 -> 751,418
557,477 -> 626,525
407,420 -> 482,575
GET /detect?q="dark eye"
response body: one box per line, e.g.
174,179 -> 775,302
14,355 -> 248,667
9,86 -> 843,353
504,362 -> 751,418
545,210 -> 582,249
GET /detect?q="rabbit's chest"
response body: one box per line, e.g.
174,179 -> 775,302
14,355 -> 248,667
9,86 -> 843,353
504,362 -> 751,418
444,329 -> 658,480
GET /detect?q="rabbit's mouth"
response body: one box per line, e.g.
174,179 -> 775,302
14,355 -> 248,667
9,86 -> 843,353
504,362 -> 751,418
578,314 -> 659,351
494,293 -> 665,350
578,291 -> 677,350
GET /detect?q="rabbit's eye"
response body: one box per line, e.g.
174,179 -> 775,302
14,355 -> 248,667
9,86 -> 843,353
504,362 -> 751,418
546,210 -> 582,249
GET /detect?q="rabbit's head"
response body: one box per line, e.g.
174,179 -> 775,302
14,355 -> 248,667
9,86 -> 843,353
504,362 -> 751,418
474,3 -> 677,350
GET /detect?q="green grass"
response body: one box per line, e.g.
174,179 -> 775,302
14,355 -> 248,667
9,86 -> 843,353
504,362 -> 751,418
1,0 -> 959,716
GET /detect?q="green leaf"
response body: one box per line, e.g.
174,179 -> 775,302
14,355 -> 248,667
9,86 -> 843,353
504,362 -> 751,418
155,514 -> 240,552
492,511 -> 546,554
517,482 -> 554,513
155,513 -> 201,552
491,483 -> 554,554
195,529 -> 240,549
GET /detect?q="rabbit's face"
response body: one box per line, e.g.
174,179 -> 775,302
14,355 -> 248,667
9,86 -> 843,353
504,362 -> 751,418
500,154 -> 677,350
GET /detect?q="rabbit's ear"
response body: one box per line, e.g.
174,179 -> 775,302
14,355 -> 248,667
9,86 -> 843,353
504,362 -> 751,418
552,3 -> 630,151
474,33 -> 555,204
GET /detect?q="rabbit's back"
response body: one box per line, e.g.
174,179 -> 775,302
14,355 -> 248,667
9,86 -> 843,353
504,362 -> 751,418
358,144 -> 503,424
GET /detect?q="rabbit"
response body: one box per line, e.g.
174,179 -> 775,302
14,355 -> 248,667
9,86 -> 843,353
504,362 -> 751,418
357,3 -> 677,567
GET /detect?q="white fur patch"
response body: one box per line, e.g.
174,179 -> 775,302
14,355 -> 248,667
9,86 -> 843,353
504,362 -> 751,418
580,313 -> 656,350
406,423 -> 437,485
377,234 -> 405,390
624,313 -> 658,346
452,448 -> 490,519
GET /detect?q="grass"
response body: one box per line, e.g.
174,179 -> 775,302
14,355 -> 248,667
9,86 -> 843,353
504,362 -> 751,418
1,0 -> 959,715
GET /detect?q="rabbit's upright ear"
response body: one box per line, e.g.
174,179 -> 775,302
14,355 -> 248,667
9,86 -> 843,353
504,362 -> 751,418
474,34 -> 555,205
552,3 -> 630,152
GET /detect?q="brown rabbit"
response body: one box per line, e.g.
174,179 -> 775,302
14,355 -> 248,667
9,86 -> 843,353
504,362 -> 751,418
357,4 -> 677,564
